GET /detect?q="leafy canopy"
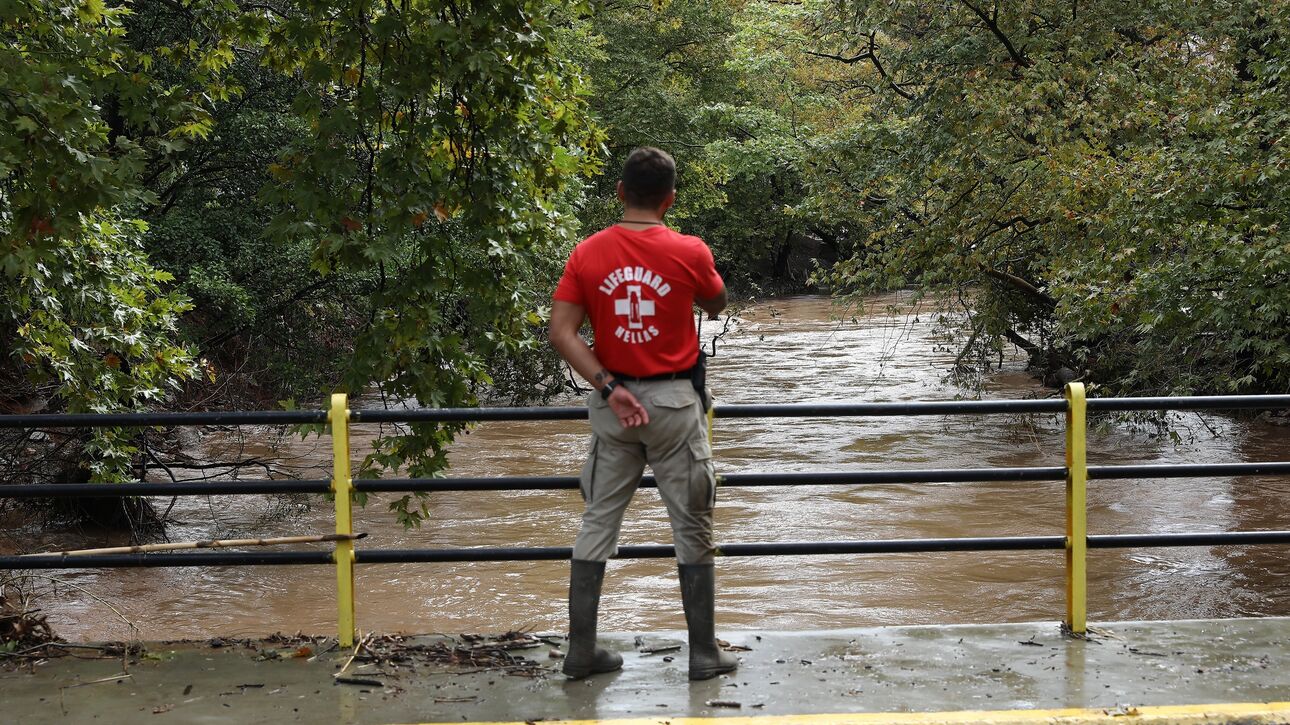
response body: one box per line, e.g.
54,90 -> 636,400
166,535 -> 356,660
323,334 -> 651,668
803,0 -> 1289,395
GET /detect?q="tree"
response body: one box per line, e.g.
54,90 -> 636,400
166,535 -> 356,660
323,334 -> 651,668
805,0 -> 1289,394
1,0 -> 198,501
254,0 -> 603,524
2,0 -> 603,530
577,0 -> 828,292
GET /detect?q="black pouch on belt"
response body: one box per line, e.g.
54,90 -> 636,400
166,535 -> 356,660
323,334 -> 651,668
691,351 -> 711,410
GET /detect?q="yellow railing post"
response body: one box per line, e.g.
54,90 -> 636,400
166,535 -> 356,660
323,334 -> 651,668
1063,382 -> 1087,635
329,393 -> 356,648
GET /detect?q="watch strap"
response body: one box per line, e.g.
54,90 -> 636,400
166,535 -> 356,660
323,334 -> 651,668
600,379 -> 619,399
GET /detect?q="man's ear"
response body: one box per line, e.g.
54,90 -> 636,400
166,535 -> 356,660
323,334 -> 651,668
658,189 -> 676,215
616,181 -> 626,203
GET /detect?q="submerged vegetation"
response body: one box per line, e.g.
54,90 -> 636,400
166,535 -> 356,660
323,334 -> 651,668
1,0 -> 1286,526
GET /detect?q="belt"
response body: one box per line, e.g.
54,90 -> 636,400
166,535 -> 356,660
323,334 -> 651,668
609,366 -> 695,382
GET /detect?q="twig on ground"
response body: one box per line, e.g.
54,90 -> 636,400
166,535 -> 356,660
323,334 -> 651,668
334,632 -> 374,679
64,673 -> 131,688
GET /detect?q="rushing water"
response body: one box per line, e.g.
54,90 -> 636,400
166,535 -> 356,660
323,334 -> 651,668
5,294 -> 1289,641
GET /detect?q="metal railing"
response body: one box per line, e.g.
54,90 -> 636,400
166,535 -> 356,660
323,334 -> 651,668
3,384 -> 1290,648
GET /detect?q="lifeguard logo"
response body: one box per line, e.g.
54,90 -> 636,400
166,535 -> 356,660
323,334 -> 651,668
615,286 -> 654,329
599,265 -> 670,344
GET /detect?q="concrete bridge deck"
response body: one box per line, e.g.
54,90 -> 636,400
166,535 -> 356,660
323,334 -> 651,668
2,618 -> 1288,724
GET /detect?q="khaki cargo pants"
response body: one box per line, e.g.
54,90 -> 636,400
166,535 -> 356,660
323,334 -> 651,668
572,379 -> 716,565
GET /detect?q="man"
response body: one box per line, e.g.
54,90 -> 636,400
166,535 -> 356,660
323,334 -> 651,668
549,147 -> 735,681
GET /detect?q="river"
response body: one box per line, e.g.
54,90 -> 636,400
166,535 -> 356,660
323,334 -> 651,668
6,294 -> 1289,641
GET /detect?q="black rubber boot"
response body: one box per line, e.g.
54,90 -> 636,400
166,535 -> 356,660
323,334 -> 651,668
678,563 -> 739,681
562,559 -> 623,679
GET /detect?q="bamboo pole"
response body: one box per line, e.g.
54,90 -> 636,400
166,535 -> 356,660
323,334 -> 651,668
20,533 -> 367,558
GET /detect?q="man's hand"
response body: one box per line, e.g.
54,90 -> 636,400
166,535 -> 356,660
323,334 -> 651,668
549,301 -> 649,428
607,385 -> 649,428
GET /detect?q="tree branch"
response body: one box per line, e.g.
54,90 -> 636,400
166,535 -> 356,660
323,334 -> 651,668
1004,328 -> 1041,357
804,49 -> 873,64
958,0 -> 1031,68
981,266 -> 1055,307
198,276 -> 334,350
806,32 -> 916,100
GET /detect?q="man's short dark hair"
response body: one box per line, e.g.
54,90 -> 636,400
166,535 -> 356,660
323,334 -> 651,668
621,147 -> 676,208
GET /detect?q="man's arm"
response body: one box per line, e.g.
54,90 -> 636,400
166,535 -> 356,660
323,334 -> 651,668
549,300 -> 649,428
695,286 -> 727,320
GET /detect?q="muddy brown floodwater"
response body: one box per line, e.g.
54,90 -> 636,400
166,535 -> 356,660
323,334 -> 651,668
5,294 -> 1289,642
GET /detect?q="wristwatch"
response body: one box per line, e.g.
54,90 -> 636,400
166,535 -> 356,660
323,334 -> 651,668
600,379 -> 620,400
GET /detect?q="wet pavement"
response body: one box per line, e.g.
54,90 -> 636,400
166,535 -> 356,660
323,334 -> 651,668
2,618 -> 1288,724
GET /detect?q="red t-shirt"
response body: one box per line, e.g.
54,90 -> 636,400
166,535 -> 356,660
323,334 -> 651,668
553,225 -> 724,377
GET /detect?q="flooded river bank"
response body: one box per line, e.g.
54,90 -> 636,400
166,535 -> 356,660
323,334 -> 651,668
5,294 -> 1289,641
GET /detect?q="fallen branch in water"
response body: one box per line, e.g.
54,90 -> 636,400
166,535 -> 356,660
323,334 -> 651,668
20,532 -> 366,558
7,574 -> 135,635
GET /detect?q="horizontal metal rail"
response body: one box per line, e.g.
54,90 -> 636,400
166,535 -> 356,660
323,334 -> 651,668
1087,395 -> 1290,412
356,537 -> 1069,563
7,531 -> 1290,569
714,400 -> 1069,418
1088,462 -> 1290,479
341,395 -> 1290,422
353,467 -> 1070,492
1,551 -> 334,569
353,407 -> 587,423
0,480 -> 332,498
1088,531 -> 1290,548
354,399 -> 1072,423
3,462 -> 1287,498
2,395 -> 1285,429
0,410 -> 326,429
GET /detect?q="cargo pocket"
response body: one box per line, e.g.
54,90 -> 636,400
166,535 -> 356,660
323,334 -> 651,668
687,436 -> 716,509
579,436 -> 599,503
653,388 -> 698,411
